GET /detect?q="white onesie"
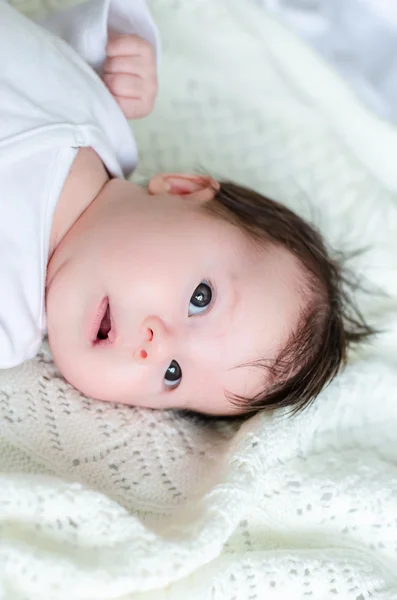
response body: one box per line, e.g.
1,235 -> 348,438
0,0 -> 159,369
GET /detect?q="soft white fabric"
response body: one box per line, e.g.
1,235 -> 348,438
1,0 -> 397,598
253,0 -> 397,125
39,0 -> 161,74
0,0 -> 158,368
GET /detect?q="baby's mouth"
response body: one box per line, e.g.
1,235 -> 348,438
96,299 -> 112,342
97,303 -> 111,340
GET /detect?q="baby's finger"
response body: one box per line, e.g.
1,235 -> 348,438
106,34 -> 154,60
104,55 -> 156,79
103,72 -> 145,98
113,95 -> 154,120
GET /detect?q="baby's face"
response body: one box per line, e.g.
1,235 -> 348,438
46,178 -> 304,415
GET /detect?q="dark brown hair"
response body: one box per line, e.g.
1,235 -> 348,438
203,181 -> 375,417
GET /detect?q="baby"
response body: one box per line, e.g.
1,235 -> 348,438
1,0 -> 372,417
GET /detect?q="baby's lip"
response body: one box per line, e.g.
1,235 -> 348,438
87,297 -> 107,344
89,296 -> 108,344
107,306 -> 117,343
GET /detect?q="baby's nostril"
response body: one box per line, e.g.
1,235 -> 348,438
147,328 -> 154,341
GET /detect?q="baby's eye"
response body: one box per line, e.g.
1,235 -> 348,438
164,359 -> 182,390
188,281 -> 213,316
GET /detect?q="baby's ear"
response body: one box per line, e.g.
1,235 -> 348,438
148,173 -> 219,203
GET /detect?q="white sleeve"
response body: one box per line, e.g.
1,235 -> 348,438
0,323 -> 16,369
0,330 -> 38,370
36,0 -> 160,76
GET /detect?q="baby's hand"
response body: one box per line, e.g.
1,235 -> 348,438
103,34 -> 158,120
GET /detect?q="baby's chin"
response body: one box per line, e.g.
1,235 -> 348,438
46,338 -> 99,399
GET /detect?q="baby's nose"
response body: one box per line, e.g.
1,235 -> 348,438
134,316 -> 173,364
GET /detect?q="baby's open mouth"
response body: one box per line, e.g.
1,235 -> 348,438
96,299 -> 112,341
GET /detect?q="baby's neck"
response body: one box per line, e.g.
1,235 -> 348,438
49,147 -> 109,259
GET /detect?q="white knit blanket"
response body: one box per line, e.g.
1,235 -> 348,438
2,0 -> 397,598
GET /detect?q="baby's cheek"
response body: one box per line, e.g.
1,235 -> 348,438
55,350 -> 150,406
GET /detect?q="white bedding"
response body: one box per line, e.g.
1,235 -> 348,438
253,0 -> 397,124
1,0 -> 397,598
